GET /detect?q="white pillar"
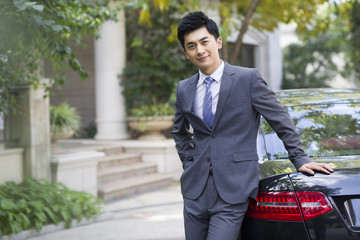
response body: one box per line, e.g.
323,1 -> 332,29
264,29 -> 282,90
94,10 -> 129,140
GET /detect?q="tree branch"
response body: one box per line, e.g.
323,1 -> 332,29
229,0 -> 261,64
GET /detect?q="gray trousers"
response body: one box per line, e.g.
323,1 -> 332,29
183,174 -> 249,240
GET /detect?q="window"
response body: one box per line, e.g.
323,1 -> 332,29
259,103 -> 360,160
226,43 -> 255,68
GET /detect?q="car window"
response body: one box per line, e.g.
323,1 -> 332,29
259,102 -> 360,160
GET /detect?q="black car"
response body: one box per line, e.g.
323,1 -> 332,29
241,88 -> 360,240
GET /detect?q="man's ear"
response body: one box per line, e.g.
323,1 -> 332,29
217,37 -> 223,50
184,49 -> 189,59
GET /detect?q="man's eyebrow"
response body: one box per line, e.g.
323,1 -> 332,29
186,36 -> 209,46
199,36 -> 209,41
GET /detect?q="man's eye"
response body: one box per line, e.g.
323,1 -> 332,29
188,45 -> 195,49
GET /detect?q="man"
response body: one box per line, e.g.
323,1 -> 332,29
172,11 -> 334,240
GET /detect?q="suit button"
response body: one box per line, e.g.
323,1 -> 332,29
207,157 -> 210,161
212,134 -> 216,138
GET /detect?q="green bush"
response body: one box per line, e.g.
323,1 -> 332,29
120,5 -> 196,112
129,103 -> 175,118
0,1 -> 116,116
0,177 -> 103,237
50,102 -> 81,134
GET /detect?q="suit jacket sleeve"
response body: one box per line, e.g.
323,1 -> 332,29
250,70 -> 311,170
171,82 -> 194,166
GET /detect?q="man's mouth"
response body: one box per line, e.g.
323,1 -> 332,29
198,56 -> 208,62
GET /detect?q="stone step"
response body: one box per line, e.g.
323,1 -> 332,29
97,162 -> 157,185
100,145 -> 124,156
97,153 -> 141,169
98,173 -> 173,201
51,142 -> 124,156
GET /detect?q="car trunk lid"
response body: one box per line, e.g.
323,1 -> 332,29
289,168 -> 360,231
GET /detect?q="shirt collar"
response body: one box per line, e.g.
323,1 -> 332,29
198,60 -> 224,84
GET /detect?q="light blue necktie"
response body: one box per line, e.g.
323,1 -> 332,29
203,77 -> 215,128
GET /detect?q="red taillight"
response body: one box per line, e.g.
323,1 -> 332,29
246,191 -> 333,221
296,192 -> 333,221
246,192 -> 302,221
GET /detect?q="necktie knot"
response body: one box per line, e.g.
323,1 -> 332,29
204,77 -> 214,86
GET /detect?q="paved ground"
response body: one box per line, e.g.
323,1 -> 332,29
29,182 -> 185,240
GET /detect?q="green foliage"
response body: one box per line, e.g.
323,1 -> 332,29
0,0 -> 116,115
130,0 -> 334,65
129,103 -> 175,117
348,0 -> 360,79
75,122 -> 97,139
281,38 -> 339,89
261,102 -> 360,159
218,0 -> 304,34
299,112 -> 359,145
0,177 -> 103,236
50,102 -> 81,134
286,0 -> 360,87
120,3 -> 196,112
281,2 -> 354,89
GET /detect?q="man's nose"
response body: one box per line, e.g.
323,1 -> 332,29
197,45 -> 205,55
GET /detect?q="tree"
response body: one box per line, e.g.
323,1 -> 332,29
281,4 -> 344,89
133,0 -> 331,64
347,0 -> 360,79
0,0 -> 117,115
282,40 -> 338,89
121,3 -> 196,111
282,0 -> 360,88
219,0 -> 334,64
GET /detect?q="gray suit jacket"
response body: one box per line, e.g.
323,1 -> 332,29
172,62 -> 310,204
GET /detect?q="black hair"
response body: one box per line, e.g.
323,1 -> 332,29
177,11 -> 220,49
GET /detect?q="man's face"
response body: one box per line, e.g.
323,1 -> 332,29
183,26 -> 222,76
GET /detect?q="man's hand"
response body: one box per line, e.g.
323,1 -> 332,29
298,162 -> 335,175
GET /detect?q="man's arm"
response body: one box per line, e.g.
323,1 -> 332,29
171,83 -> 195,167
250,70 -> 334,175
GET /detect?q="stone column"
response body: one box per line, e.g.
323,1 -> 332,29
4,80 -> 51,180
94,10 -> 129,140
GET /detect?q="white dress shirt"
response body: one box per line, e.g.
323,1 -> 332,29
193,60 -> 225,119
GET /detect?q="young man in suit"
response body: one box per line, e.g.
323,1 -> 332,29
172,11 -> 334,240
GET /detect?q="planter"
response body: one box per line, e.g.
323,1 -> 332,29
128,116 -> 174,140
50,103 -> 80,142
51,129 -> 74,142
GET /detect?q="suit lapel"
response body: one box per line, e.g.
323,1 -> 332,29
181,63 -> 236,131
182,73 -> 198,113
181,73 -> 211,130
213,63 -> 235,129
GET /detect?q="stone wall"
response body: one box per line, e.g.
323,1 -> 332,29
4,81 -> 51,180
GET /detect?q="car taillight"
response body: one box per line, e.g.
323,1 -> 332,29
246,192 -> 302,221
246,191 -> 333,221
296,192 -> 333,221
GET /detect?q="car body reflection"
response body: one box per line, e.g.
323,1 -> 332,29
241,89 -> 360,240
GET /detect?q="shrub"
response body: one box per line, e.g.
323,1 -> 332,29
0,177 -> 103,237
129,103 -> 175,118
50,102 -> 81,134
120,5 -> 196,112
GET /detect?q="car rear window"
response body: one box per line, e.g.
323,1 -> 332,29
259,102 -> 360,160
